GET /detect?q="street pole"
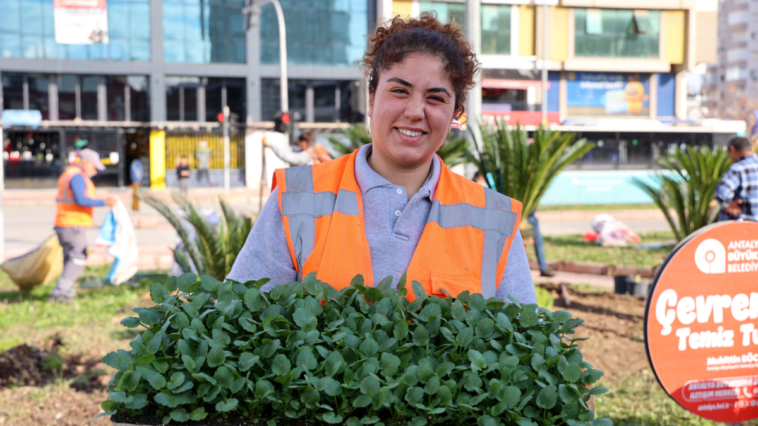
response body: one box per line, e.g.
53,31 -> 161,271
541,0 -> 548,126
465,0 -> 482,149
223,105 -> 230,195
270,0 -> 288,113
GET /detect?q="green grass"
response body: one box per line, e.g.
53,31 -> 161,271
598,372 -> 758,425
537,203 -> 658,211
525,231 -> 676,268
0,267 -> 166,354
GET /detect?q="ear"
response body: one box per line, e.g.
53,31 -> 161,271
367,91 -> 375,118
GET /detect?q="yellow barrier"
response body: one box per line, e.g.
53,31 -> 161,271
164,133 -> 245,170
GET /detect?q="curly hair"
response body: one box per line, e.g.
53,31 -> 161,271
362,12 -> 479,118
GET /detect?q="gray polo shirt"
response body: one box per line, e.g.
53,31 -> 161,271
227,144 -> 536,304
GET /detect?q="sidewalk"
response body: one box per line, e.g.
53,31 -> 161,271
531,270 -> 614,291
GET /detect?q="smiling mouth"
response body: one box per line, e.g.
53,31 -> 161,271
396,128 -> 426,137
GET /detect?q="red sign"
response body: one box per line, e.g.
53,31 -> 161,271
481,111 -> 560,126
646,221 -> 758,423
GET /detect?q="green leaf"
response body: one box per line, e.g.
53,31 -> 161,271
190,407 -> 208,421
353,395 -> 373,408
589,386 -> 609,396
239,353 -> 259,372
150,282 -> 170,303
360,375 -> 381,396
536,385 -> 558,409
120,317 -> 141,328
272,354 -> 291,376
216,398 -> 239,412
456,327 -> 474,348
145,371 -> 166,390
502,386 -> 521,407
412,325 -> 429,346
108,391 -> 133,404
118,370 -> 141,392
182,355 -> 196,372
468,350 -> 487,372
214,366 -> 235,388
207,346 -> 226,368
325,351 -> 344,376
323,413 -> 343,424
475,318 -> 495,339
394,322 -> 409,341
166,372 -> 185,390
563,362 -> 581,383
411,281 -> 428,302
359,339 -> 380,358
170,408 -> 190,423
297,348 -> 318,371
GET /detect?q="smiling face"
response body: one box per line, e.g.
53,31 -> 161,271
368,53 -> 457,170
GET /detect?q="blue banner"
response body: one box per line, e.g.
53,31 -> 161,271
1,110 -> 42,128
566,72 -> 650,116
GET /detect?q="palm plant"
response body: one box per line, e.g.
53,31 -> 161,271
632,146 -> 732,241
139,192 -> 253,281
327,124 -> 468,166
468,121 -> 594,218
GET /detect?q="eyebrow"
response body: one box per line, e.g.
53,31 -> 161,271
387,77 -> 451,97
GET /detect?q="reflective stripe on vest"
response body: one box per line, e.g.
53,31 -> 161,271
273,150 -> 522,300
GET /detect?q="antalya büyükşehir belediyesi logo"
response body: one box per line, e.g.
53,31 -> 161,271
695,239 -> 726,274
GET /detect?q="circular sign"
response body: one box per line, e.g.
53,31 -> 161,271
645,221 -> 758,423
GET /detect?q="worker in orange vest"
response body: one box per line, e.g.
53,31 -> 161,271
227,14 -> 535,304
264,131 -> 331,166
49,149 -> 118,303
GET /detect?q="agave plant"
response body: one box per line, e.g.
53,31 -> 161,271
632,146 -> 732,242
327,124 -> 468,166
468,121 -> 594,218
139,192 -> 253,281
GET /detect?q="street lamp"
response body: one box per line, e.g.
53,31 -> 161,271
243,0 -> 288,113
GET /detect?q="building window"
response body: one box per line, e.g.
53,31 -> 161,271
58,75 -> 78,120
163,0 -> 246,64
419,2 -> 465,32
481,4 -> 510,55
128,76 -> 150,122
166,77 -> 245,122
574,8 -> 660,58
261,1 -> 367,66
0,0 -> 149,61
1,72 -> 26,111
27,74 -> 50,119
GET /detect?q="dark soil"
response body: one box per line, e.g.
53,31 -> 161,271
539,284 -> 648,382
0,334 -> 108,392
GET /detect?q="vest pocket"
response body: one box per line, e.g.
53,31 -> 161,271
430,272 -> 480,299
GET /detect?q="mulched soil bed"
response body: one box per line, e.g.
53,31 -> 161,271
0,334 -> 107,392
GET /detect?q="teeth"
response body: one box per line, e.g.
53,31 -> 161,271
398,128 -> 423,137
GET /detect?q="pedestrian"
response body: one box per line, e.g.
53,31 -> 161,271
176,155 -> 191,197
49,148 -> 118,303
195,139 -> 212,186
228,13 -> 535,304
714,136 -> 758,221
264,132 -> 331,166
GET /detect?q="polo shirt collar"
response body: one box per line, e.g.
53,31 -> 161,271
354,144 -> 440,200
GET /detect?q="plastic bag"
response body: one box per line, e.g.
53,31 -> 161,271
583,214 -> 642,247
0,235 -> 64,291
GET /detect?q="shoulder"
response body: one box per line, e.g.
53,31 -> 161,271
442,168 -> 520,211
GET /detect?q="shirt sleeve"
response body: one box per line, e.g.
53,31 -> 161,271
269,143 -> 314,166
496,230 -> 537,304
715,165 -> 741,207
69,174 -> 106,207
226,187 -> 297,291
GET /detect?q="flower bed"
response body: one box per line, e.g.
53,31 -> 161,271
100,273 -> 611,426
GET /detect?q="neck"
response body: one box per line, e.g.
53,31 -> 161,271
366,147 -> 433,200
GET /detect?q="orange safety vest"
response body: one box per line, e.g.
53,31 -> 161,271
55,166 -> 97,228
306,144 -> 332,165
272,149 -> 523,301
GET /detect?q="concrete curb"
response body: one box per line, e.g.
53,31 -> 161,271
529,260 -> 658,278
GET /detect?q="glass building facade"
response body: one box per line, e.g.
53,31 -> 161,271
260,0 -> 367,66
0,0 -> 150,61
419,1 -> 465,31
162,0 -> 246,64
574,8 -> 660,59
481,4 -> 510,55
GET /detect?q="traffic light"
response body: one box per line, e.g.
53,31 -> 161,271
228,112 -> 239,136
273,111 -> 291,133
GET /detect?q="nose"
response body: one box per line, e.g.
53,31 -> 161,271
404,94 -> 424,121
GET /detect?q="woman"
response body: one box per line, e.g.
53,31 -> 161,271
228,13 -> 535,304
